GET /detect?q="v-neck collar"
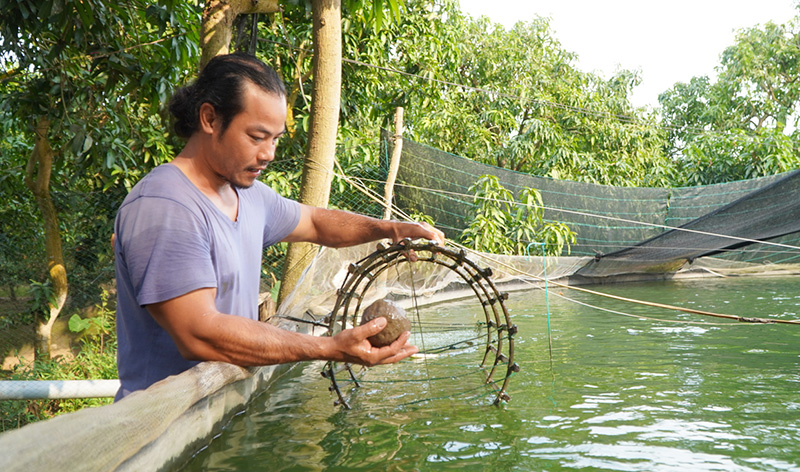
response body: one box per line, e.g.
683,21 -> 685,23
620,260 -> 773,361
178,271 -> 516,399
166,163 -> 241,225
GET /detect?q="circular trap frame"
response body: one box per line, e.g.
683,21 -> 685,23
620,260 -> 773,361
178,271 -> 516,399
321,240 -> 520,409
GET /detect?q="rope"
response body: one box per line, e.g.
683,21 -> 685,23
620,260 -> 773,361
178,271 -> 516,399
402,255 -> 431,379
322,158 -> 800,326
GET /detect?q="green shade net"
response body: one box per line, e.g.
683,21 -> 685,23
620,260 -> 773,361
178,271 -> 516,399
385,134 -> 800,279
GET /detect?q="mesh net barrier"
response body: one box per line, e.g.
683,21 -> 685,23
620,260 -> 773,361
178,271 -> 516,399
387,134 -> 800,279
578,169 -> 800,277
278,243 -> 591,323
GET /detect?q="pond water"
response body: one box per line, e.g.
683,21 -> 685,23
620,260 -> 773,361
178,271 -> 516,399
181,276 -> 800,471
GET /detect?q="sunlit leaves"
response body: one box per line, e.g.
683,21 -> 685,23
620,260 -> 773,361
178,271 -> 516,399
0,0 -> 200,184
659,18 -> 800,185
461,174 -> 576,256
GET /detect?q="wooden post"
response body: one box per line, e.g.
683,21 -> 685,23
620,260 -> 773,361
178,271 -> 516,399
383,107 -> 404,220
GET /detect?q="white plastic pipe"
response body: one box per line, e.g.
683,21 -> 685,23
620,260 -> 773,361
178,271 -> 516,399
0,379 -> 120,400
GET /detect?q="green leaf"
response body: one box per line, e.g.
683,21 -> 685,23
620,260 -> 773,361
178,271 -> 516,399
386,0 -> 401,22
74,0 -> 95,29
68,314 -> 92,333
82,133 -> 94,154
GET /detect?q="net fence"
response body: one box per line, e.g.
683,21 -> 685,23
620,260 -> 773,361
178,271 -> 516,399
388,134 -> 800,279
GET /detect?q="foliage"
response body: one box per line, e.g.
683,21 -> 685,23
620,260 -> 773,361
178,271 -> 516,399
659,18 -> 800,185
336,1 -> 675,187
0,108 -> 46,301
0,0 -> 200,316
0,0 -> 199,182
68,289 -> 116,354
408,210 -> 435,226
461,175 -> 576,256
27,279 -> 56,322
0,290 -> 117,432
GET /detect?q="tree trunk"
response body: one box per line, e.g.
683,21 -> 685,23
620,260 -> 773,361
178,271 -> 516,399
24,117 -> 67,360
200,0 -> 280,68
278,0 -> 342,304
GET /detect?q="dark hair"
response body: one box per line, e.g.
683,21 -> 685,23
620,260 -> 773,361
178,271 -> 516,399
169,52 -> 287,138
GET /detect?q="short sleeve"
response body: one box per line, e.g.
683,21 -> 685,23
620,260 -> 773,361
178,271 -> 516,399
252,182 -> 302,248
116,197 -> 217,306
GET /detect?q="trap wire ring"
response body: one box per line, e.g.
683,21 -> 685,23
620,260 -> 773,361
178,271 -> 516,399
321,239 -> 520,409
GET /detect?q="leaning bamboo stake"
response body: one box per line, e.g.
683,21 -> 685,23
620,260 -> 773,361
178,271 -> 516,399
383,107 -> 404,220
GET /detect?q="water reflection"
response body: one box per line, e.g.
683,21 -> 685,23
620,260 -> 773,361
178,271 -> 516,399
181,277 -> 800,472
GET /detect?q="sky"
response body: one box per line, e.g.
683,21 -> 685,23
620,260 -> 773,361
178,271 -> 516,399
457,0 -> 799,108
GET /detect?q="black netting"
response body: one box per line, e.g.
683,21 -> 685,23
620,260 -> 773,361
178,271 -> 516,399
577,169 -> 800,277
386,133 -> 800,279
387,136 -> 670,256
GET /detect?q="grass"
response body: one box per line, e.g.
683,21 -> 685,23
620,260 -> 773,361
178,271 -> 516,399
0,289 -> 118,432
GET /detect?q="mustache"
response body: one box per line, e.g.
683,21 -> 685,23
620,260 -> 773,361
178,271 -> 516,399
245,161 -> 270,172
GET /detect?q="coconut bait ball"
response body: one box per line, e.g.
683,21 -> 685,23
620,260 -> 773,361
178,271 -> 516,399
359,299 -> 411,347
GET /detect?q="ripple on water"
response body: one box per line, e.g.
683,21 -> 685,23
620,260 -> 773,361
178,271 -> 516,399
182,277 -> 800,472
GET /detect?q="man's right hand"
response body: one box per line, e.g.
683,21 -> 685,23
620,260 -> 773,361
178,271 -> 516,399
329,316 -> 419,366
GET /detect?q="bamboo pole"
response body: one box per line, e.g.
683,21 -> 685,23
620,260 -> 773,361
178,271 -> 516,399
383,107 -> 404,220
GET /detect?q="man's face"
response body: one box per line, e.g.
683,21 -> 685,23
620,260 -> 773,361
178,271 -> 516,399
207,81 -> 287,189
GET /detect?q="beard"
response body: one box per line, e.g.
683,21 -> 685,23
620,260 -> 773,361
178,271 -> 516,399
231,178 -> 254,190
228,165 -> 268,190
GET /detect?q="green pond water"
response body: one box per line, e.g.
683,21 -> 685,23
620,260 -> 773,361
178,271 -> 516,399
181,276 -> 800,471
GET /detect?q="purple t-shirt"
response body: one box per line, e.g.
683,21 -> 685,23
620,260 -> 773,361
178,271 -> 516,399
114,164 -> 301,400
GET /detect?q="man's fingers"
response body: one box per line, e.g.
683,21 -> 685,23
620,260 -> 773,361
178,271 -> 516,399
336,318 -> 419,365
390,330 -> 410,346
405,249 -> 419,262
359,316 -> 387,337
376,331 -> 418,364
392,221 -> 446,246
428,225 -> 446,245
377,343 -> 419,364
419,221 -> 445,245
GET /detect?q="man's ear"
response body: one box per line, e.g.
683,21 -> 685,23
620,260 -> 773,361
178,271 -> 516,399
198,102 -> 217,134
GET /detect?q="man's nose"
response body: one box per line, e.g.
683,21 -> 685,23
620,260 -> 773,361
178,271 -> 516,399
260,143 -> 275,162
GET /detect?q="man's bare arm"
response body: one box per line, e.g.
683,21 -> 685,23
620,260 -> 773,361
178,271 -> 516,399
283,204 -> 445,247
145,287 -> 418,367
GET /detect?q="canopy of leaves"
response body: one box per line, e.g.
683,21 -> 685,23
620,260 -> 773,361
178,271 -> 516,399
266,0 -> 676,189
0,0 -> 200,306
659,17 -> 800,185
1,0 -> 200,189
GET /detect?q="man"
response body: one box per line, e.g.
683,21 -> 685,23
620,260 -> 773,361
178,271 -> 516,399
113,52 -> 444,401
